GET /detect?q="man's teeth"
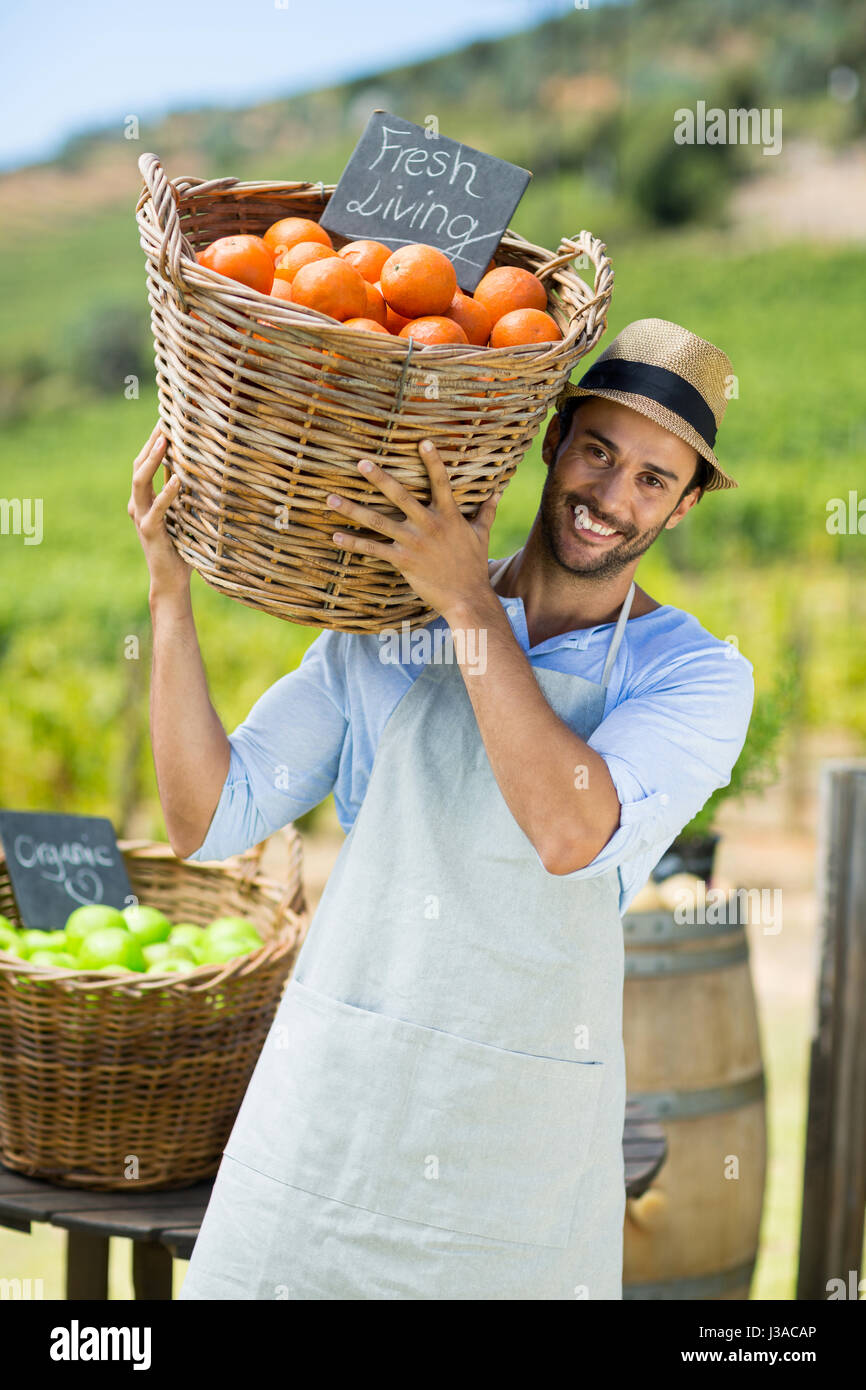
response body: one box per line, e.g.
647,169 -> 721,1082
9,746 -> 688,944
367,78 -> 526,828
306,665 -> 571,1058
575,508 -> 617,536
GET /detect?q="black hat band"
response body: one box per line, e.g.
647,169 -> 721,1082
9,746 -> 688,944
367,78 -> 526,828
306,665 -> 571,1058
565,358 -> 718,450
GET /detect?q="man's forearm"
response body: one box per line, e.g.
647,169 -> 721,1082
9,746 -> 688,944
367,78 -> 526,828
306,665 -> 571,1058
445,593 -> 621,874
149,589 -> 231,858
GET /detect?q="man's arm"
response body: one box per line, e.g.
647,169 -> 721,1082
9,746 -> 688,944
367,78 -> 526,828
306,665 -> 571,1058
327,442 -> 619,873
181,632 -> 349,864
444,589 -> 621,873
150,600 -> 350,865
149,589 -> 231,859
127,424 -> 232,858
130,423 -> 347,863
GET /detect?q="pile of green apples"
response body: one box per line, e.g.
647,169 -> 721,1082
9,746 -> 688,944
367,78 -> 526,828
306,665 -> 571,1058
0,904 -> 264,976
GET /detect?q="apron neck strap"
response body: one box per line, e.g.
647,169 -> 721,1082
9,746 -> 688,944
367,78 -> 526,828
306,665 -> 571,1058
600,580 -> 636,689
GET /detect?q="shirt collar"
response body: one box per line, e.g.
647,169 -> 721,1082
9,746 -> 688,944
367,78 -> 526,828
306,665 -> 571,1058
495,591 -> 593,652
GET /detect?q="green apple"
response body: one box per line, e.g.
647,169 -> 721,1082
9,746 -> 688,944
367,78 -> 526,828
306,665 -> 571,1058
143,942 -> 196,967
198,934 -> 257,965
205,917 -> 263,949
146,958 -> 196,975
167,945 -> 197,963
28,949 -> 79,969
0,918 -> 20,950
206,915 -> 261,939
77,927 -> 146,972
18,928 -> 69,953
122,904 -> 172,946
51,952 -> 81,969
18,929 -> 58,954
65,904 -> 127,949
168,924 -> 207,950
142,942 -> 173,966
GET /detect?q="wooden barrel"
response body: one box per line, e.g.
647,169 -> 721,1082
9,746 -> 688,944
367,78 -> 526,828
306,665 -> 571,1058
621,887 -> 767,1299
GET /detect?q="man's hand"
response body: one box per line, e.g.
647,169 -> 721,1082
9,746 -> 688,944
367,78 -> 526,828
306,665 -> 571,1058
327,439 -> 501,622
128,422 -> 194,603
328,438 -> 620,874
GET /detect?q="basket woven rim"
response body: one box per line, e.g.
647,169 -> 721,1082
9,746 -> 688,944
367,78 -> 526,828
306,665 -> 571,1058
178,249 -> 603,360
135,155 -> 613,362
0,837 -> 307,995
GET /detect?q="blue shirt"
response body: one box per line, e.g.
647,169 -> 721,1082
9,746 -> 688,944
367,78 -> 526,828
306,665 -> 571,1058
187,558 -> 756,915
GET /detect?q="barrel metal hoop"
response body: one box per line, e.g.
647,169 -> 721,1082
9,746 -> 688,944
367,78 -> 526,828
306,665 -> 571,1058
623,910 -> 745,943
625,940 -> 749,976
623,1256 -> 756,1300
626,1072 -> 766,1121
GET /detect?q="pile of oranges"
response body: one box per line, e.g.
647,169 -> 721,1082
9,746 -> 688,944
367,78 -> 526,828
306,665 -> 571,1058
195,218 -> 563,349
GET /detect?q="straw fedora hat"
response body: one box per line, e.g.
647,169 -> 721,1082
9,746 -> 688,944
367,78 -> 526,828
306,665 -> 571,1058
554,318 -> 737,491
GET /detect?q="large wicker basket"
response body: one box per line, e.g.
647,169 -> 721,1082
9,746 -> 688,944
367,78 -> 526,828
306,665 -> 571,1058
0,828 -> 308,1191
135,152 -> 614,633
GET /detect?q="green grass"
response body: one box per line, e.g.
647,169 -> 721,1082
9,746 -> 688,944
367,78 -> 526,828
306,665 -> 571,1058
0,204 -> 147,375
0,1223 -> 187,1301
0,392 -> 317,825
750,1000 -> 812,1300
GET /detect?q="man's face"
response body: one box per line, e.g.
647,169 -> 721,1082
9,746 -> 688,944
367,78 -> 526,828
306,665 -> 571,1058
538,396 -> 703,578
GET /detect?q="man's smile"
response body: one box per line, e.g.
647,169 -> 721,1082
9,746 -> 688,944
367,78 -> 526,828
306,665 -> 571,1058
571,503 -> 627,544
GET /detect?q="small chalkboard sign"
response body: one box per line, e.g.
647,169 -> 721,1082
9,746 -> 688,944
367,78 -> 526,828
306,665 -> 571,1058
0,810 -> 134,930
319,111 -> 532,292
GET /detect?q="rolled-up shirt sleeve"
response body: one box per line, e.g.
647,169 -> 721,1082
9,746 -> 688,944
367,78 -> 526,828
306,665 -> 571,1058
550,644 -> 756,884
184,629 -> 349,863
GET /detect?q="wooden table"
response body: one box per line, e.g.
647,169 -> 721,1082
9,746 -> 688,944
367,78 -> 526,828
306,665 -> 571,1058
0,1103 -> 666,1299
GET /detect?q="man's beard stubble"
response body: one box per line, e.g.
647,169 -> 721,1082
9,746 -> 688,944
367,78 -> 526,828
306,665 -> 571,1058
539,466 -> 678,580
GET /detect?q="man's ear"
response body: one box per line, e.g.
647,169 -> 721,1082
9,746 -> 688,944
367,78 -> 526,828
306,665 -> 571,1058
541,414 -> 562,468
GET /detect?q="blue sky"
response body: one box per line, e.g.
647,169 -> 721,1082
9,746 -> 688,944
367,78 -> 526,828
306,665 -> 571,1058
0,0 -> 574,171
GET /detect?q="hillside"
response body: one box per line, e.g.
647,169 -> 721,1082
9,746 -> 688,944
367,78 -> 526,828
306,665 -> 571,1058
1,0 -> 863,237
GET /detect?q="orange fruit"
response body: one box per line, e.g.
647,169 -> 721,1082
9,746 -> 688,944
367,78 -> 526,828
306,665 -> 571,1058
196,235 -> 274,294
489,308 -> 562,347
375,284 -> 412,334
473,266 -> 548,325
263,217 -> 332,257
398,316 -> 469,347
342,317 -> 391,335
338,239 -> 391,284
444,290 -> 492,347
363,282 -> 388,327
273,241 -> 336,282
380,244 -> 458,318
269,278 -> 294,302
291,257 -> 368,321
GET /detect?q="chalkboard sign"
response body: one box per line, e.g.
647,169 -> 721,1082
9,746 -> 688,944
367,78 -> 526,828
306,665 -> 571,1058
319,111 -> 532,292
0,811 -> 134,929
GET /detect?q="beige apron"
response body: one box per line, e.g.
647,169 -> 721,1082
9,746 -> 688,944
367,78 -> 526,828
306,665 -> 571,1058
180,578 -> 636,1300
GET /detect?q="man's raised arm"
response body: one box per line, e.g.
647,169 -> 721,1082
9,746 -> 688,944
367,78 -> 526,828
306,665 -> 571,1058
129,424 -> 230,859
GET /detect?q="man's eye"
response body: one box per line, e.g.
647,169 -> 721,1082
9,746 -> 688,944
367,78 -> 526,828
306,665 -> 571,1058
642,475 -> 662,488
589,446 -> 607,461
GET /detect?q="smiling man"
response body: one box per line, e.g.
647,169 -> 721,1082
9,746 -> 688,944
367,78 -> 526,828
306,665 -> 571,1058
134,317 -> 754,1302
